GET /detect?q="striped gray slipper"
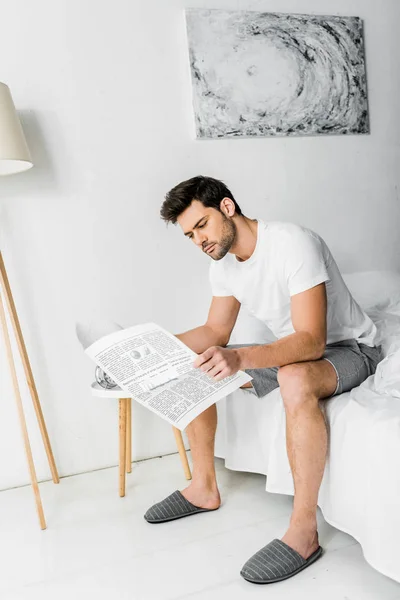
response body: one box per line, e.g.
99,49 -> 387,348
240,538 -> 323,584
144,490 -> 220,523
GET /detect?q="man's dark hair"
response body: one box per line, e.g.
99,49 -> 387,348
160,175 -> 242,224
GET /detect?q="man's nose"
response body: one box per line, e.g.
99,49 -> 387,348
194,231 -> 206,247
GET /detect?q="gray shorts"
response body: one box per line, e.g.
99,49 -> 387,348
227,339 -> 384,399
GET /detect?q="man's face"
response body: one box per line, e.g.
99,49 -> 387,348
177,200 -> 236,261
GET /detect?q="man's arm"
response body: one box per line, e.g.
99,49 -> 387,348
176,295 -> 241,354
234,283 -> 327,370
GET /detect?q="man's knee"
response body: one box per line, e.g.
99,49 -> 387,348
277,363 -> 318,411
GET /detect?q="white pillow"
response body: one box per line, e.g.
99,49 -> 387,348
341,271 -> 400,357
342,270 -> 400,310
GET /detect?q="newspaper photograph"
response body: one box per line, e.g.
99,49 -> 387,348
84,322 -> 252,430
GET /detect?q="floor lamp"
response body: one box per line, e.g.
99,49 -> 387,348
0,82 -> 59,530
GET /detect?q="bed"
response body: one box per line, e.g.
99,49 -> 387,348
214,270 -> 400,583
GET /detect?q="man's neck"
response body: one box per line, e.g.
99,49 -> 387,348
230,216 -> 259,262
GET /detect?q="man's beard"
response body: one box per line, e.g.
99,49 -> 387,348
209,216 -> 237,261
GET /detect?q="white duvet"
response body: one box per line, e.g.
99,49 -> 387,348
215,285 -> 400,583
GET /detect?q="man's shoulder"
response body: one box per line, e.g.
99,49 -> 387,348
264,220 -> 315,234
262,221 -> 316,244
262,222 -> 330,269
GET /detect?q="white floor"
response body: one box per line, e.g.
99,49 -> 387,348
1,454 -> 400,600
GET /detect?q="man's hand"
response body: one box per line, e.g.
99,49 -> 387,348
193,346 -> 241,382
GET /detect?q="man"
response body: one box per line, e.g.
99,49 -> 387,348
144,175 -> 382,584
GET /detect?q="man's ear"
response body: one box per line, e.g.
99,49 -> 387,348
220,197 -> 235,217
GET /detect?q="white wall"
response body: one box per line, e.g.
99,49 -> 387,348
0,0 -> 399,491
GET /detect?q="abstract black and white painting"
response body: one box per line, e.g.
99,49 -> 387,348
185,9 -> 369,139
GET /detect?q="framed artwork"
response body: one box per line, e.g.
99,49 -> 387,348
185,9 -> 369,139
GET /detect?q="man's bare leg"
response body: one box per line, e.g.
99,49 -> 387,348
180,379 -> 253,507
180,404 -> 221,510
277,360 -> 337,559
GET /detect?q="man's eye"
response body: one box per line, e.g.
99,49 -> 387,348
199,222 -> 207,228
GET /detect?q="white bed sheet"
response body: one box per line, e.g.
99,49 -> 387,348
214,286 -> 400,583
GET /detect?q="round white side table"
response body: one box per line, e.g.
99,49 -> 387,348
90,382 -> 192,497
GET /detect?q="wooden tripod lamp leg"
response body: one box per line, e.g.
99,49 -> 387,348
0,290 -> 46,529
0,252 -> 59,485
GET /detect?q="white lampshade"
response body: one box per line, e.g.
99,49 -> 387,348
0,82 -> 33,175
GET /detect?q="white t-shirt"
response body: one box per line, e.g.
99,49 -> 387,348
209,220 -> 377,347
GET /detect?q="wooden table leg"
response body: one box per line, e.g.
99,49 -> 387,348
172,426 -> 192,480
119,399 -> 127,497
126,398 -> 132,473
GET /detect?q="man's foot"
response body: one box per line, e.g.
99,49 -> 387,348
180,482 -> 221,510
241,515 -> 322,585
144,489 -> 220,523
240,537 -> 323,584
281,522 -> 319,560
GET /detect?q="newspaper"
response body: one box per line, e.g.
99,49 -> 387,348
85,322 -> 252,431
